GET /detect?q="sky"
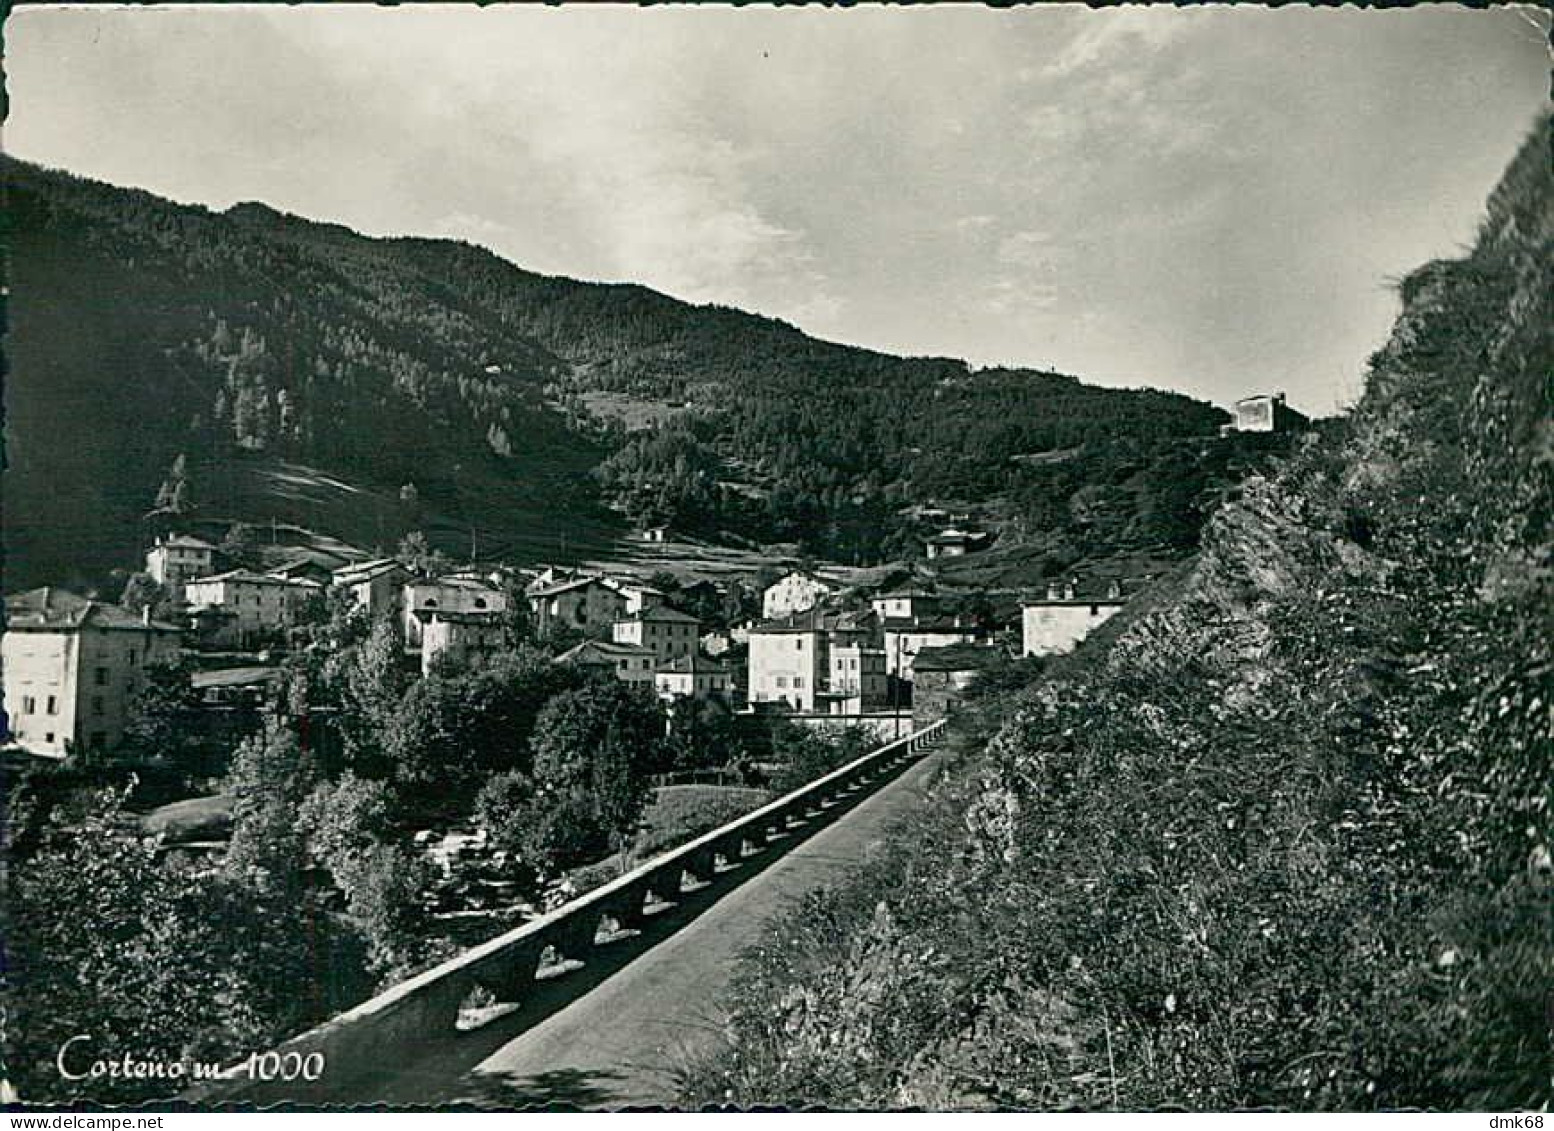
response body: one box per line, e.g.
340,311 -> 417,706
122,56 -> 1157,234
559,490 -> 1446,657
5,4 -> 1548,415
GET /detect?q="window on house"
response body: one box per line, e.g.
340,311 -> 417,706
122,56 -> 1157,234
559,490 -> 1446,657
22,696 -> 35,714
44,732 -> 55,744
128,649 -> 137,666
91,697 -> 104,715
46,695 -> 58,715
794,677 -> 804,688
795,638 -> 803,650
474,598 -> 487,609
1089,604 -> 1100,616
776,676 -> 788,688
94,668 -> 108,687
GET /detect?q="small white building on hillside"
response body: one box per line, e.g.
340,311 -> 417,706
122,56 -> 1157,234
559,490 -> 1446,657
870,587 -> 938,623
145,534 -> 216,596
1021,578 -> 1127,656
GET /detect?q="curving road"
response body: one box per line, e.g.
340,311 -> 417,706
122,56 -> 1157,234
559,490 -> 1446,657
326,744 -> 950,1110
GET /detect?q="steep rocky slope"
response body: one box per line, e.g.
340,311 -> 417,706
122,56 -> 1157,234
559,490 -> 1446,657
685,118 -> 1551,1111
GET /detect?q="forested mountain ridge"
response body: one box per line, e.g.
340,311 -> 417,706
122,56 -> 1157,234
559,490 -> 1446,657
3,157 -> 1228,590
391,236 -> 1233,559
682,118 -> 1552,1110
2,158 -> 612,592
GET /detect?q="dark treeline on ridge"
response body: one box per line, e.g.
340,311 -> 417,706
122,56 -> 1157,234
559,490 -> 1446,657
4,156 -> 1229,590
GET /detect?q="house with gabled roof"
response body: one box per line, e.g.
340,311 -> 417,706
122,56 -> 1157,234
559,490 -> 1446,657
746,608 -> 875,712
612,604 -> 700,665
2,587 -> 183,757
554,639 -> 657,687
402,573 -> 507,652
923,528 -> 990,559
654,653 -> 734,702
145,533 -> 217,596
527,575 -> 627,638
1020,576 -> 1128,656
184,569 -> 321,647
331,557 -> 411,622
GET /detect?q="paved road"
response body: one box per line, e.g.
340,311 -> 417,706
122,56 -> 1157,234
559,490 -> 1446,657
342,744 -> 949,1109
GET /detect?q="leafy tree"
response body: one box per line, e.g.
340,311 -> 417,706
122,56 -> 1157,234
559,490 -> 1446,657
298,774 -> 432,977
118,658 -> 213,775
528,681 -> 666,864
328,614 -> 413,775
119,571 -> 176,620
223,718 -> 322,894
520,792 -> 612,876
219,521 -> 262,567
383,647 -> 585,813
666,693 -> 741,771
472,769 -> 536,857
7,787 -> 357,1103
767,723 -> 871,794
397,530 -> 450,576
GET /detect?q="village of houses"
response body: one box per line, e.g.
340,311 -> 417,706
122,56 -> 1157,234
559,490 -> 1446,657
1,521 -> 1140,766
0,393 -> 1313,778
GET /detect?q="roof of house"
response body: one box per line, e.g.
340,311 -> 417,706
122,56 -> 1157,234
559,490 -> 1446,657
555,640 -> 657,666
188,568 -> 320,589
332,557 -> 408,583
1022,577 -> 1130,606
600,577 -> 666,596
925,528 -> 984,545
634,604 -> 699,623
751,608 -> 874,635
528,575 -> 620,599
190,665 -> 282,690
407,573 -> 503,594
4,587 -> 183,633
154,534 -> 216,551
268,558 -> 338,581
881,614 -> 977,634
655,653 -> 732,676
875,585 -> 938,601
913,643 -> 1000,673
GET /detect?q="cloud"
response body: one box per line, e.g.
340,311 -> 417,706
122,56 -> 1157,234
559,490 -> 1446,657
1041,9 -> 1192,80
5,4 -> 1548,415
